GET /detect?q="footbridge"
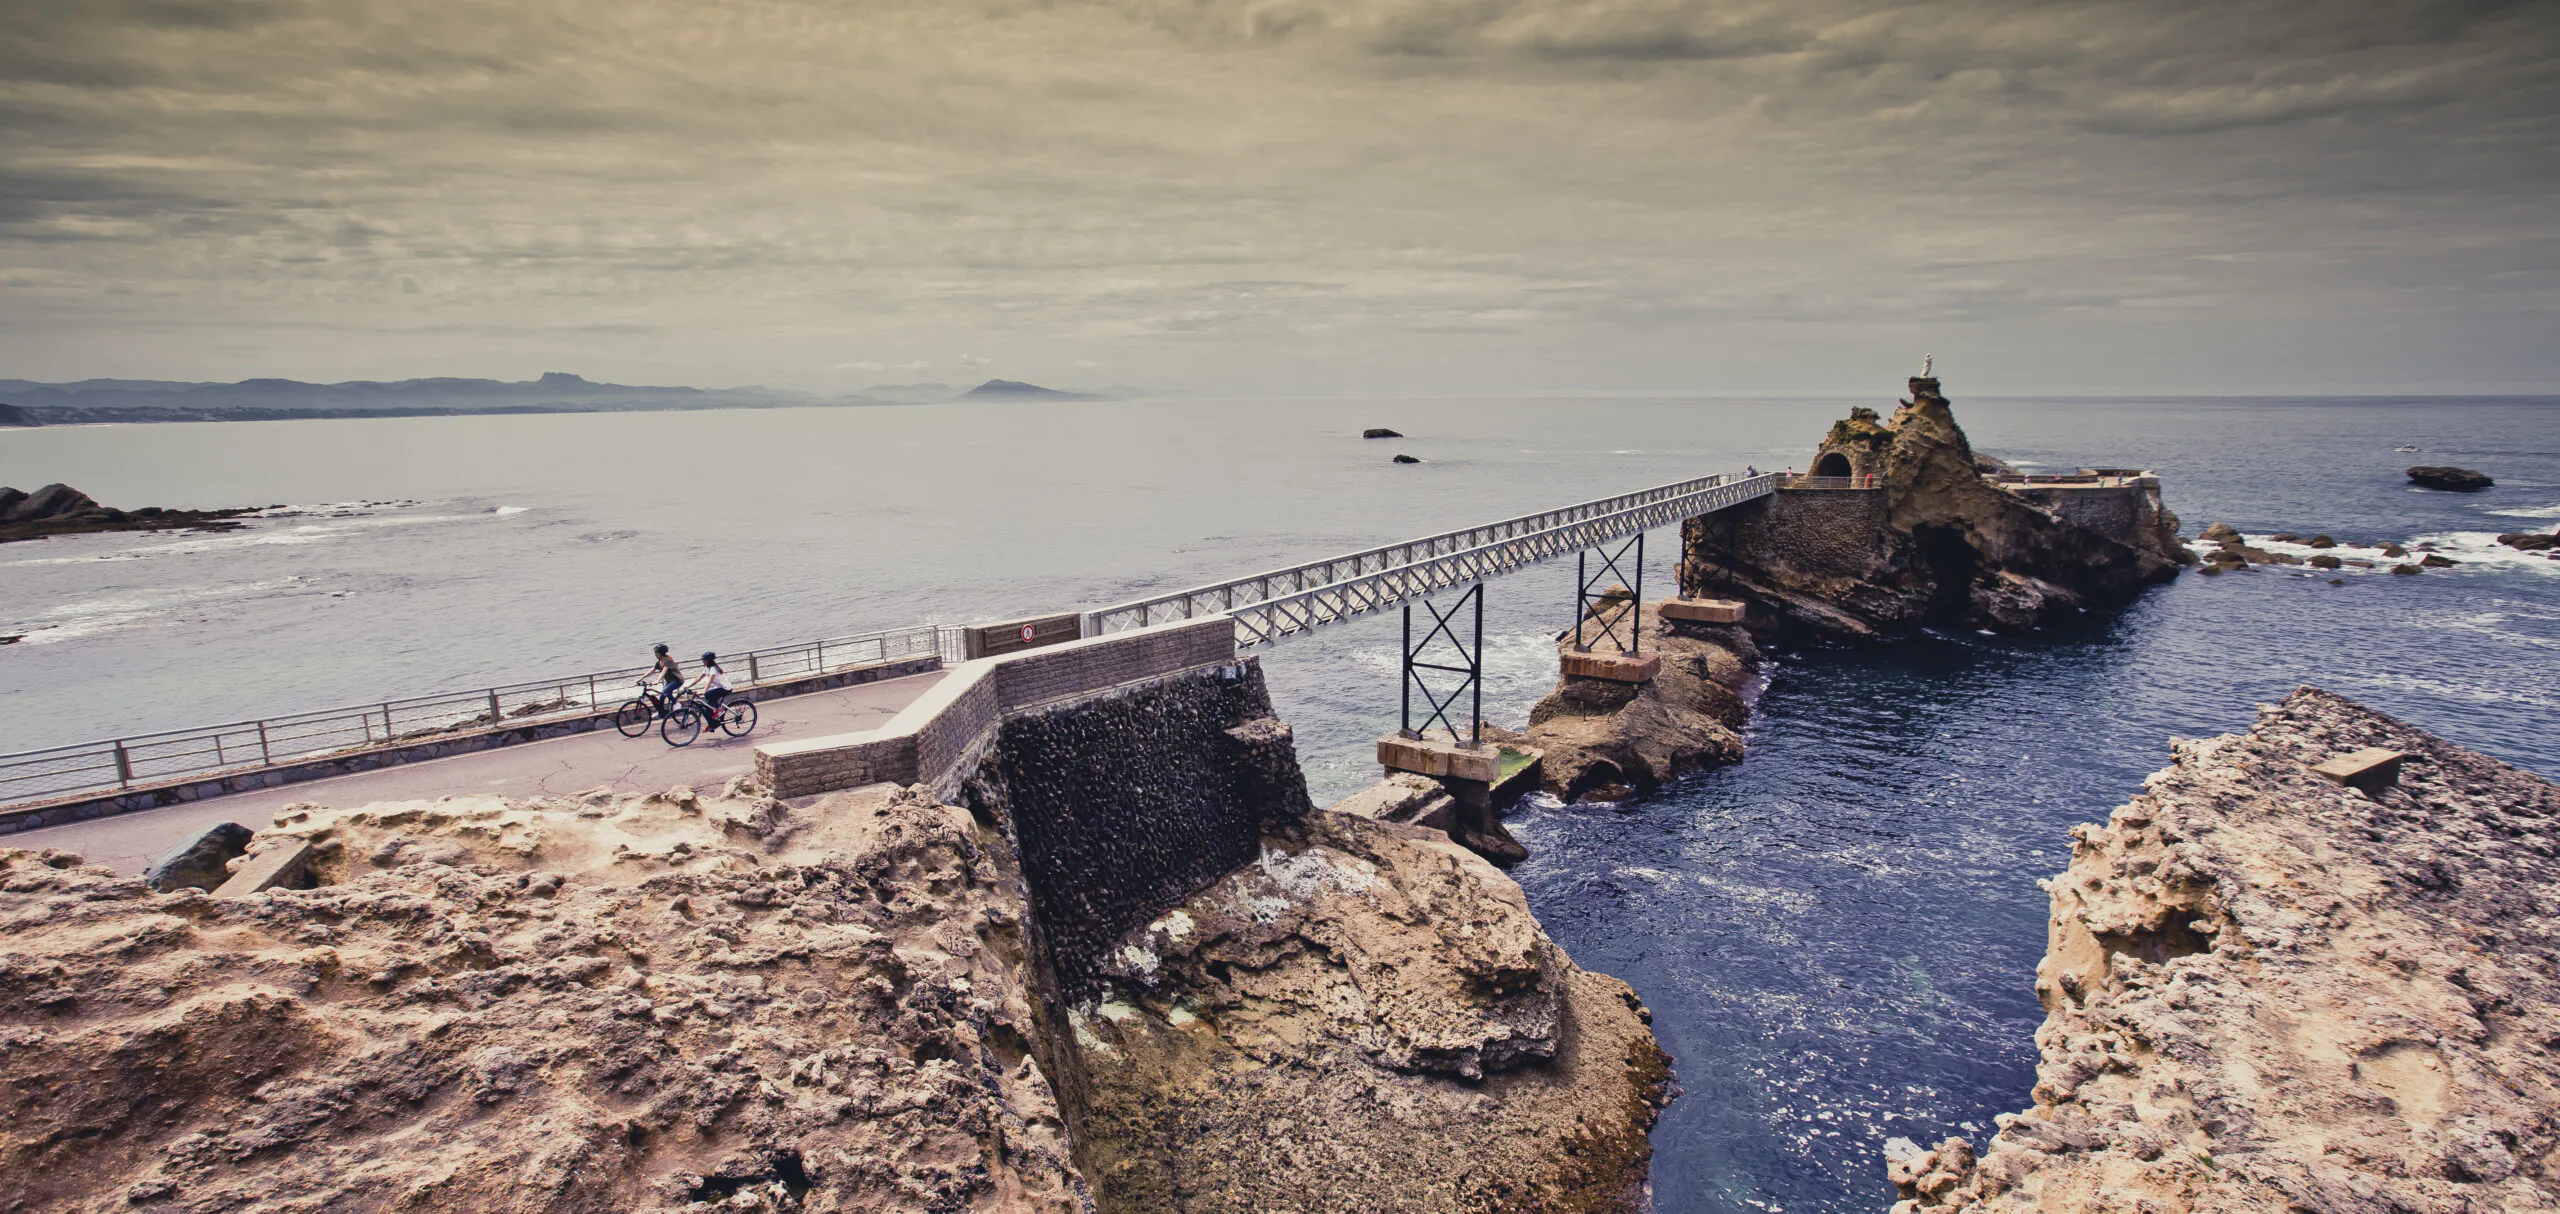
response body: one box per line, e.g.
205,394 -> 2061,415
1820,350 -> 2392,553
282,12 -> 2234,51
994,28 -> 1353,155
2,469 -> 1782,832
1086,471 -> 1778,648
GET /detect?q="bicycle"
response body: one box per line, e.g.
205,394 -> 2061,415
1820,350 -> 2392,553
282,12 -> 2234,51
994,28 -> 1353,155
614,678 -> 680,738
661,687 -> 757,747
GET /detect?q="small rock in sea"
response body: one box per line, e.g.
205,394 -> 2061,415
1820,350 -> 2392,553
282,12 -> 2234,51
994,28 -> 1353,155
2407,465 -> 2493,492
1363,428 -> 1403,439
2497,532 -> 2558,552
2271,533 -> 2304,543
2201,522 -> 2241,542
2328,578 -> 2345,586
2198,564 -> 2225,576
2392,563 -> 2421,575
2380,544 -> 2409,558
2309,554 -> 2342,570
2420,553 -> 2458,568
2345,559 -> 2375,569
2308,535 -> 2335,548
1392,453 -> 1421,464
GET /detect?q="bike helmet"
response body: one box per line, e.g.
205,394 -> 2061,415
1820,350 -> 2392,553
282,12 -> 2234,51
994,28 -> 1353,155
652,643 -> 668,655
701,651 -> 718,664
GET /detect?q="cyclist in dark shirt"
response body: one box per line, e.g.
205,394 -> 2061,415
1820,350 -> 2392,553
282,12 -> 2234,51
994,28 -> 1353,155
651,644 -> 682,704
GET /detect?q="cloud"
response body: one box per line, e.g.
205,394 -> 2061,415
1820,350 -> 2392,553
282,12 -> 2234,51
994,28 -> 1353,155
0,0 -> 2553,391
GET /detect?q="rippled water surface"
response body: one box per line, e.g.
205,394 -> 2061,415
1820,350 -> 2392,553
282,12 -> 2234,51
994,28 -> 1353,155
5,393 -> 2557,1211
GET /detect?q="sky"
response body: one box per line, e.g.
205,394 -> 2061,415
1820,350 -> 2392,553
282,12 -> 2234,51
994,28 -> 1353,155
1,0 -> 2555,397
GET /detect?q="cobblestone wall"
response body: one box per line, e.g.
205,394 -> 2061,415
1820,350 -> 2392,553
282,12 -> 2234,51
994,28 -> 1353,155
974,659 -> 1311,1002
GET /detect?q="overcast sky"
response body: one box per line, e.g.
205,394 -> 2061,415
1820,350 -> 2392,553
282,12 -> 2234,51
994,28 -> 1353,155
2,0 -> 2554,395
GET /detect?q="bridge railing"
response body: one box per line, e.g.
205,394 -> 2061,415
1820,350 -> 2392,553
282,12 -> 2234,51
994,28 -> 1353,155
0,624 -> 949,810
1091,472 -> 1779,647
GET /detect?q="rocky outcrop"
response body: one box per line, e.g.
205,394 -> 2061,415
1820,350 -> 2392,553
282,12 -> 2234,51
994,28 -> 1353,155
1684,378 -> 2184,639
1508,597 -> 1759,803
2407,466 -> 2493,492
1889,688 -> 2560,1213
140,821 -> 253,893
1363,428 -> 1403,439
0,785 -> 1092,1213
0,403 -> 35,427
0,482 -> 257,543
2500,531 -> 2557,552
1067,809 -> 1672,1213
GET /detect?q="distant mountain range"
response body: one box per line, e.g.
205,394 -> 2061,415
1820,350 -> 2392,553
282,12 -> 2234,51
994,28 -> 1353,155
0,373 -> 1113,424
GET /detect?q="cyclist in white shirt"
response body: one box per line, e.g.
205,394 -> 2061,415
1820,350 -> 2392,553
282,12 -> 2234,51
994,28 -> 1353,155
691,652 -> 734,719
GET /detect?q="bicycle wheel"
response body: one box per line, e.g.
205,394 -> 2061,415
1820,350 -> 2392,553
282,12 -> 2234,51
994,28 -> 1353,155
614,698 -> 654,738
718,699 -> 757,737
661,705 -> 704,747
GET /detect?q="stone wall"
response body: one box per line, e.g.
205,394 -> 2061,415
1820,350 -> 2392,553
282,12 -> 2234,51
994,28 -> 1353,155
971,659 -> 1306,1003
2004,482 -> 2148,540
1682,486 -> 1892,594
756,616 -> 1238,800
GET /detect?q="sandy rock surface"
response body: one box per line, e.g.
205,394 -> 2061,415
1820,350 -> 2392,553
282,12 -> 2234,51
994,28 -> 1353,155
0,784 -> 1089,1214
1891,688 -> 2560,1213
1068,810 -> 1672,1213
1514,598 -> 1760,802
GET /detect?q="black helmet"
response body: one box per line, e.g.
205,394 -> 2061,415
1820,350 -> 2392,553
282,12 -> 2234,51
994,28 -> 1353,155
652,643 -> 668,655
701,651 -> 718,664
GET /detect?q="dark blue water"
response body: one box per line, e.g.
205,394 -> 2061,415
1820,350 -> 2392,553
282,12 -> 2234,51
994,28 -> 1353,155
1489,398 -> 2560,1213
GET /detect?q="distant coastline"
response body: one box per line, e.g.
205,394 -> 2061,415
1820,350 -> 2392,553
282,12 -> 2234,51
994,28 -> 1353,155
0,372 -> 1115,426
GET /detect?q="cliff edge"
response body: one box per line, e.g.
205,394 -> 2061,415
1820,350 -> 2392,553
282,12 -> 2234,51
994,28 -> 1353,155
0,785 -> 1091,1213
1892,689 -> 2560,1212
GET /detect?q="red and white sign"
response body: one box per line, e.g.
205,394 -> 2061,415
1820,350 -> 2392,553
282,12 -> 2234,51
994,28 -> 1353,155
1020,623 -> 1037,643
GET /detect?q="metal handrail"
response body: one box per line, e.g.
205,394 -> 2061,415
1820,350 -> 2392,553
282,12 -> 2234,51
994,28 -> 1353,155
1119,473 -> 1778,648
1088,472 -> 1764,637
0,623 -> 958,809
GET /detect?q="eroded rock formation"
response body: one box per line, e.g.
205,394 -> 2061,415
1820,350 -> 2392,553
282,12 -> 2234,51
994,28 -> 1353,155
1891,688 -> 2560,1213
0,482 -> 258,544
1504,596 -> 1760,803
1685,378 -> 2185,639
0,785 -> 1091,1213
1067,810 -> 1672,1213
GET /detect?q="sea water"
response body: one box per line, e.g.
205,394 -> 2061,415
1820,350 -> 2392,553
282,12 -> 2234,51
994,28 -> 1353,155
4,394 -> 2557,1211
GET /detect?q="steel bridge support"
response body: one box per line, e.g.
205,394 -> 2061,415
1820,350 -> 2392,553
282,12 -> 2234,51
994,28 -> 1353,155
1400,584 -> 1483,747
1573,531 -> 1644,655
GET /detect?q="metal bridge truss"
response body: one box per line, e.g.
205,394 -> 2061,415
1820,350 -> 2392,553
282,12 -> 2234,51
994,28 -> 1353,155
1401,585 -> 1484,746
1574,532 -> 1645,655
1089,472 -> 1778,649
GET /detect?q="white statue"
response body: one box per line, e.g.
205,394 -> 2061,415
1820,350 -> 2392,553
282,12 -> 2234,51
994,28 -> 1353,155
1922,353 -> 1934,377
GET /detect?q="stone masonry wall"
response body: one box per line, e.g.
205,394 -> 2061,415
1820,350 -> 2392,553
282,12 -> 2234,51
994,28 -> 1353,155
1684,487 -> 1892,595
978,660 -> 1300,1003
757,617 -> 1236,799
2005,483 -> 2145,540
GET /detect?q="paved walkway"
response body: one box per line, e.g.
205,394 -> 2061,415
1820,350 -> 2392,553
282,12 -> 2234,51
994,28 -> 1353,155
13,671 -> 942,875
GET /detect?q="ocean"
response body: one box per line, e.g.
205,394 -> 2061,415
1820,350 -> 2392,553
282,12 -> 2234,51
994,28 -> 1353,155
4,394 -> 2556,1211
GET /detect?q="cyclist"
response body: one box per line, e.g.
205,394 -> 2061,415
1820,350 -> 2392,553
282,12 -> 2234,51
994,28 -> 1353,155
650,644 -> 683,706
692,652 -> 734,721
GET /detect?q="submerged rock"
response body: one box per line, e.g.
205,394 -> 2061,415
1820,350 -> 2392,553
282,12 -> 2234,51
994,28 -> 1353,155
1392,453 -> 1421,464
1362,427 -> 1403,439
2407,465 -> 2493,491
1891,688 -> 2560,1213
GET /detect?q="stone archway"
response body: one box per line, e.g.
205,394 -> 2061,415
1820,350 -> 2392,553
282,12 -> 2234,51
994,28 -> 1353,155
1813,451 -> 1854,479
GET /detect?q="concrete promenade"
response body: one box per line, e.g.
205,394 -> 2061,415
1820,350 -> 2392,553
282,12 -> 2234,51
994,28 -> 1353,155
12,671 -> 943,875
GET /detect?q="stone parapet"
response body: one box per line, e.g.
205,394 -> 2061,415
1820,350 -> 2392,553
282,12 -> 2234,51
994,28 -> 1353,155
757,616 -> 1238,800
